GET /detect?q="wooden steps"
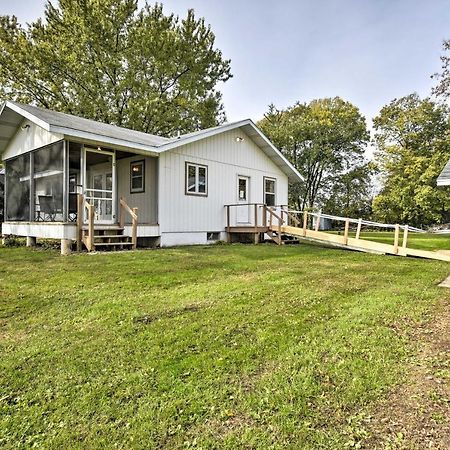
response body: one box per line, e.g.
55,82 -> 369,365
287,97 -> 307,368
81,225 -> 134,252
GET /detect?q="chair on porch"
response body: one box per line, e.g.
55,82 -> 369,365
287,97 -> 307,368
37,195 -> 60,222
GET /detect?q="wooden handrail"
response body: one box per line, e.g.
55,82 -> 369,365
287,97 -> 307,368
119,197 -> 138,249
224,202 -> 265,207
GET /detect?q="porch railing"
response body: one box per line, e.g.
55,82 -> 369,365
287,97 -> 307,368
76,194 -> 94,251
119,197 -> 138,249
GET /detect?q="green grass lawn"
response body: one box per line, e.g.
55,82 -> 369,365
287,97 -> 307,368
1,244 -> 449,449
331,230 -> 450,251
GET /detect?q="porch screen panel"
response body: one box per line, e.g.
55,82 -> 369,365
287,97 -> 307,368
5,154 -> 30,221
34,142 -> 64,222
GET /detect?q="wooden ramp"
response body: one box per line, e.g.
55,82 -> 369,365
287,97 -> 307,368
272,225 -> 450,262
224,204 -> 449,263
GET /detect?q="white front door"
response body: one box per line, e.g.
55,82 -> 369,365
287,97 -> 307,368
91,170 -> 113,223
237,176 -> 250,223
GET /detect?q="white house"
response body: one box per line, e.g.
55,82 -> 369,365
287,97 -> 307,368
0,101 -> 302,252
437,158 -> 450,186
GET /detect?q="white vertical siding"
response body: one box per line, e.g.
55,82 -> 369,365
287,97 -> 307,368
116,155 -> 158,224
158,128 -> 289,235
2,119 -> 63,160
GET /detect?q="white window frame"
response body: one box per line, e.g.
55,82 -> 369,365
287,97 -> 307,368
185,162 -> 208,196
264,177 -> 276,206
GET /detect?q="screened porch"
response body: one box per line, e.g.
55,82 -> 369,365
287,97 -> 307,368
3,140 -> 151,225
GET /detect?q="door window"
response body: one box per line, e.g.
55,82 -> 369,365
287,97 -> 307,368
238,177 -> 248,201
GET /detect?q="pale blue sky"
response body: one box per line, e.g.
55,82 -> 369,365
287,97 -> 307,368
0,0 -> 449,128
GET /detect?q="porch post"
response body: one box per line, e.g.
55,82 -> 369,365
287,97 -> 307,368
29,152 -> 34,222
112,150 -> 117,223
62,140 -> 69,222
80,145 -> 85,223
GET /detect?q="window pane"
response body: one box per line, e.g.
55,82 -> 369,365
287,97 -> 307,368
265,193 -> 276,207
132,176 -> 143,190
131,163 -> 143,176
187,165 -> 196,192
265,178 -> 275,194
198,166 -> 206,193
238,178 -> 247,200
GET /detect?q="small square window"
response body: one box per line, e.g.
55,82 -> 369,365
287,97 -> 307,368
185,162 -> 208,196
130,160 -> 145,193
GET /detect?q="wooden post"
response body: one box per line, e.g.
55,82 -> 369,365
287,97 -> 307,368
355,218 -> 362,240
269,209 -> 273,228
402,225 -> 409,249
314,213 -> 321,232
393,224 -> 400,254
343,219 -> 350,245
263,205 -> 267,227
278,216 -> 282,245
88,204 -> 95,251
132,207 -> 138,249
76,194 -> 83,252
119,197 -> 125,229
302,211 -> 308,237
254,203 -> 258,233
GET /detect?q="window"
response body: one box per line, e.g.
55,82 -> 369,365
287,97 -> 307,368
130,160 -> 145,193
264,177 -> 276,206
185,162 -> 208,196
238,177 -> 248,201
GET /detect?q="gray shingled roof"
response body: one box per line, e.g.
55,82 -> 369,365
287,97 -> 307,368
0,102 -> 304,182
8,101 -> 170,147
437,158 -> 450,186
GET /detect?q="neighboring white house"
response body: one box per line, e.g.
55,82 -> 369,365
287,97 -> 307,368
0,101 -> 302,251
437,158 -> 450,186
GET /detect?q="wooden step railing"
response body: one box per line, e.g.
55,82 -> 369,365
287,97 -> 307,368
76,194 -> 139,251
76,194 -> 95,251
119,197 -> 138,249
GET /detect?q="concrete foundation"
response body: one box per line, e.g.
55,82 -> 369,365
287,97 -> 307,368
26,236 -> 37,247
61,239 -> 72,256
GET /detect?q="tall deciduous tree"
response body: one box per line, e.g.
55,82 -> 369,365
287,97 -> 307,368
0,0 -> 232,135
373,94 -> 450,226
321,162 -> 376,219
258,97 -> 370,211
433,39 -> 450,99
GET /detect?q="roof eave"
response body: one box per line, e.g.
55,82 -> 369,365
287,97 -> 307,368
52,126 -> 160,156
5,101 -> 51,131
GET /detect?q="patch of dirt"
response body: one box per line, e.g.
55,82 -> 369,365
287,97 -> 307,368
133,304 -> 202,324
363,297 -> 450,449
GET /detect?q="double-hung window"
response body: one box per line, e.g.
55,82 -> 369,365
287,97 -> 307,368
264,177 -> 276,206
185,162 -> 208,196
130,160 -> 145,193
